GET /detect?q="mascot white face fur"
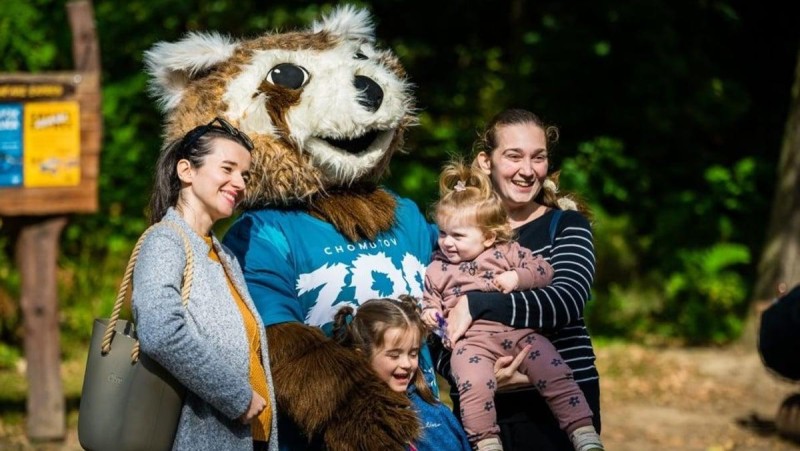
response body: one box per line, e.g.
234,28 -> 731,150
144,6 -> 425,450
145,6 -> 414,242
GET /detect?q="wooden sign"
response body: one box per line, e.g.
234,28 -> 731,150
23,101 -> 81,187
1,1 -> 103,442
0,72 -> 101,215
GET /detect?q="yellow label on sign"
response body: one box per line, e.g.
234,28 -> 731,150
23,101 -> 80,187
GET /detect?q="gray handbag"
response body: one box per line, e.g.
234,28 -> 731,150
78,222 -> 193,451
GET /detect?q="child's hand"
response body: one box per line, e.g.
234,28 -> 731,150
423,309 -> 451,349
421,308 -> 440,329
493,271 -> 519,293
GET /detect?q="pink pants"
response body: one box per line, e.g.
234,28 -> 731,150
450,321 -> 594,443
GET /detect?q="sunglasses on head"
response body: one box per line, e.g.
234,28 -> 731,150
180,117 -> 254,153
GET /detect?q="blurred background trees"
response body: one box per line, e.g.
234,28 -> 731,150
1,0 -> 798,362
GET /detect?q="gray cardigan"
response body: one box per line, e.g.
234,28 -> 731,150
132,209 -> 278,451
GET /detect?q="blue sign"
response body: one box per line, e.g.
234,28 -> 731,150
0,103 -> 23,187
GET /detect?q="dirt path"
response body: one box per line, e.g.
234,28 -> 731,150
1,342 -> 799,450
598,343 -> 800,450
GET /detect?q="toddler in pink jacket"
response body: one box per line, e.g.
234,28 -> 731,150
422,161 -> 601,451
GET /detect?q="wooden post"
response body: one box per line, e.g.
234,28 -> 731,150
68,1 -> 102,74
17,216 -> 68,440
2,0 -> 102,442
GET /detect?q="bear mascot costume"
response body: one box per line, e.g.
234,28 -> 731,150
145,5 -> 438,450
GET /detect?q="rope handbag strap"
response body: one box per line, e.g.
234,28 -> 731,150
100,221 -> 195,362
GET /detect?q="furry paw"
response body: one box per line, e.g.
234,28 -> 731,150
266,323 -> 421,448
323,378 -> 420,450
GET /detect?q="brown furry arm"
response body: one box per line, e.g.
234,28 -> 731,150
266,323 -> 420,450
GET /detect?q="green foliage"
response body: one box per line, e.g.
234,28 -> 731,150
587,223 -> 752,345
584,158 -> 758,344
0,230 -> 21,354
0,343 -> 21,370
557,136 -> 640,205
0,0 -> 794,354
662,244 -> 751,344
0,0 -> 62,71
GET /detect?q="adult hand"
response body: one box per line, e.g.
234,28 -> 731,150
446,296 -> 472,344
239,390 -> 266,424
494,344 -> 531,391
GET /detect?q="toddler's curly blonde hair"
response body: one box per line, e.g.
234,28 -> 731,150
432,160 -> 514,243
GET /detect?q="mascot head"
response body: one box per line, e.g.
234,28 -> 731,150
144,6 -> 415,240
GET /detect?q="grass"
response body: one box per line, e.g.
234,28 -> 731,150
0,358 -> 84,449
0,340 -> 735,449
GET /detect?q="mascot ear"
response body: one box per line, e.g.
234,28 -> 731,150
312,4 -> 376,44
144,31 -> 239,112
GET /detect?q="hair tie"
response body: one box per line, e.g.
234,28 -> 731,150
557,197 -> 578,211
543,179 -> 558,193
345,312 -> 354,325
454,180 -> 467,192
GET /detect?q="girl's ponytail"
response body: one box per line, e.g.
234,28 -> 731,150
433,159 -> 513,243
332,305 -> 357,348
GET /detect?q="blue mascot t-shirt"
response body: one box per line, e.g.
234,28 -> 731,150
224,196 -> 435,332
223,194 -> 439,449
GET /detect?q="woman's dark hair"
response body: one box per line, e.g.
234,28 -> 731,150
332,295 -> 437,405
148,128 -> 248,225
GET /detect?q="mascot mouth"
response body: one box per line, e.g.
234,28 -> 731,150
322,130 -> 381,154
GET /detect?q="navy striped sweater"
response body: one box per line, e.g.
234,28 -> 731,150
465,208 -> 599,385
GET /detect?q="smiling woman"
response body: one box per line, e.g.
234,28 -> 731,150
146,7 -> 442,449
441,108 -> 602,451
177,138 -> 250,224
149,117 -> 254,229
473,114 -> 554,228
131,118 -> 279,450
421,159 -> 602,451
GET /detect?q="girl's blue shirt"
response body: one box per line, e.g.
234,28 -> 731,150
408,385 -> 470,451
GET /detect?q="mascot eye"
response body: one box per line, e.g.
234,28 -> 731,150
354,52 -> 368,60
266,63 -> 310,89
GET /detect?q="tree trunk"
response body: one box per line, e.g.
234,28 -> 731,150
741,45 -> 800,348
754,45 -> 800,301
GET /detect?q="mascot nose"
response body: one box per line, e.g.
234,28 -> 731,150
354,75 -> 383,112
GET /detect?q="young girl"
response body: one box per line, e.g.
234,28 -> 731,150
422,161 -> 603,451
333,296 -> 471,451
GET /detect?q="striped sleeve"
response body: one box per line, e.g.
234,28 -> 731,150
466,211 -> 595,331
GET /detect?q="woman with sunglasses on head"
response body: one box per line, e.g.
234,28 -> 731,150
132,117 -> 278,451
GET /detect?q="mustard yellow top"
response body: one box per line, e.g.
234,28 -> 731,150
205,236 -> 272,442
